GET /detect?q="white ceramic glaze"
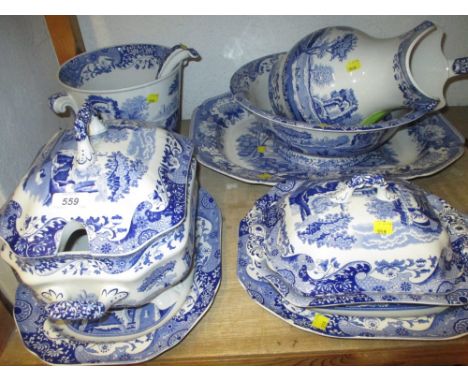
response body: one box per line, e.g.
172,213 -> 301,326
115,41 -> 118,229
191,93 -> 465,185
50,255 -> 196,343
13,188 -> 222,364
3,176 -> 198,320
238,194 -> 468,340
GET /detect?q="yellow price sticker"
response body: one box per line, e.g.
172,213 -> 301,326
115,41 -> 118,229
146,93 -> 160,103
373,220 -> 394,235
257,173 -> 272,180
311,314 -> 330,331
257,146 -> 266,154
346,59 -> 362,72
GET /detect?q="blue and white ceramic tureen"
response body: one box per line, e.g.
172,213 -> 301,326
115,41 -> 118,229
13,188 -> 223,365
0,104 -> 198,320
239,174 -> 468,307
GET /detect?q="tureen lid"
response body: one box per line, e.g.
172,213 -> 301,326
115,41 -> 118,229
0,104 -> 194,258
263,174 -> 450,282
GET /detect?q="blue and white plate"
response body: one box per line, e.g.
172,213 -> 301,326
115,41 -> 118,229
13,188 -> 222,365
238,227 -> 468,340
191,93 -> 465,185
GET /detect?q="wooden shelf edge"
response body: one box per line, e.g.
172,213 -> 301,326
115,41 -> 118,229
147,345 -> 468,366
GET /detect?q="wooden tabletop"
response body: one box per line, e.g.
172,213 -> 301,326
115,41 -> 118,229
1,108 -> 467,365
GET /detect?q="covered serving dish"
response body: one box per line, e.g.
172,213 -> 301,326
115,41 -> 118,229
0,104 -> 197,320
240,174 -> 468,307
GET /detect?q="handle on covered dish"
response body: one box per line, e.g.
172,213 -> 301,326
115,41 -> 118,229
45,288 -> 129,321
330,174 -> 398,204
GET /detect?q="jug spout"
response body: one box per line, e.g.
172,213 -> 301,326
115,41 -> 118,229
406,21 -> 468,110
156,44 -> 200,78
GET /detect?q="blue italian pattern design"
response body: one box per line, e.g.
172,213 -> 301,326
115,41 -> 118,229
13,188 -> 222,365
191,92 -> 464,186
238,187 -> 468,339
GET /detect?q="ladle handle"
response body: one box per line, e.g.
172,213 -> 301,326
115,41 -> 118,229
156,44 -> 200,78
452,57 -> 468,75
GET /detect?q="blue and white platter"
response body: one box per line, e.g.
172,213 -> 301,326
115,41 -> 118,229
191,93 -> 465,185
13,188 -> 222,365
237,199 -> 468,339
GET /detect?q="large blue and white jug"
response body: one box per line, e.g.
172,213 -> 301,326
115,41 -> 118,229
269,21 -> 468,126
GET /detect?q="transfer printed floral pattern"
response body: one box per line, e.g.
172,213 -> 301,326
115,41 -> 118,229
238,191 -> 468,339
282,27 -> 361,124
52,44 -> 191,131
59,44 -> 169,88
392,21 -> 439,112
13,188 -> 222,365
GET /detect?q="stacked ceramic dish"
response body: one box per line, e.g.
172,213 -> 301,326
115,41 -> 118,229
220,21 -> 468,340
191,21 -> 466,184
0,43 -> 222,365
238,174 -> 468,339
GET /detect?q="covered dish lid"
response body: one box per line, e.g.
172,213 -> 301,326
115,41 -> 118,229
268,174 -> 448,262
0,104 -> 194,258
241,174 -> 468,306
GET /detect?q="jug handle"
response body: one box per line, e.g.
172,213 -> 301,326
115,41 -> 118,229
44,288 -> 129,321
49,92 -> 78,115
450,57 -> 468,76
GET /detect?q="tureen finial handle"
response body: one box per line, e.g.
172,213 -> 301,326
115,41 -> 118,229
73,102 -> 100,168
